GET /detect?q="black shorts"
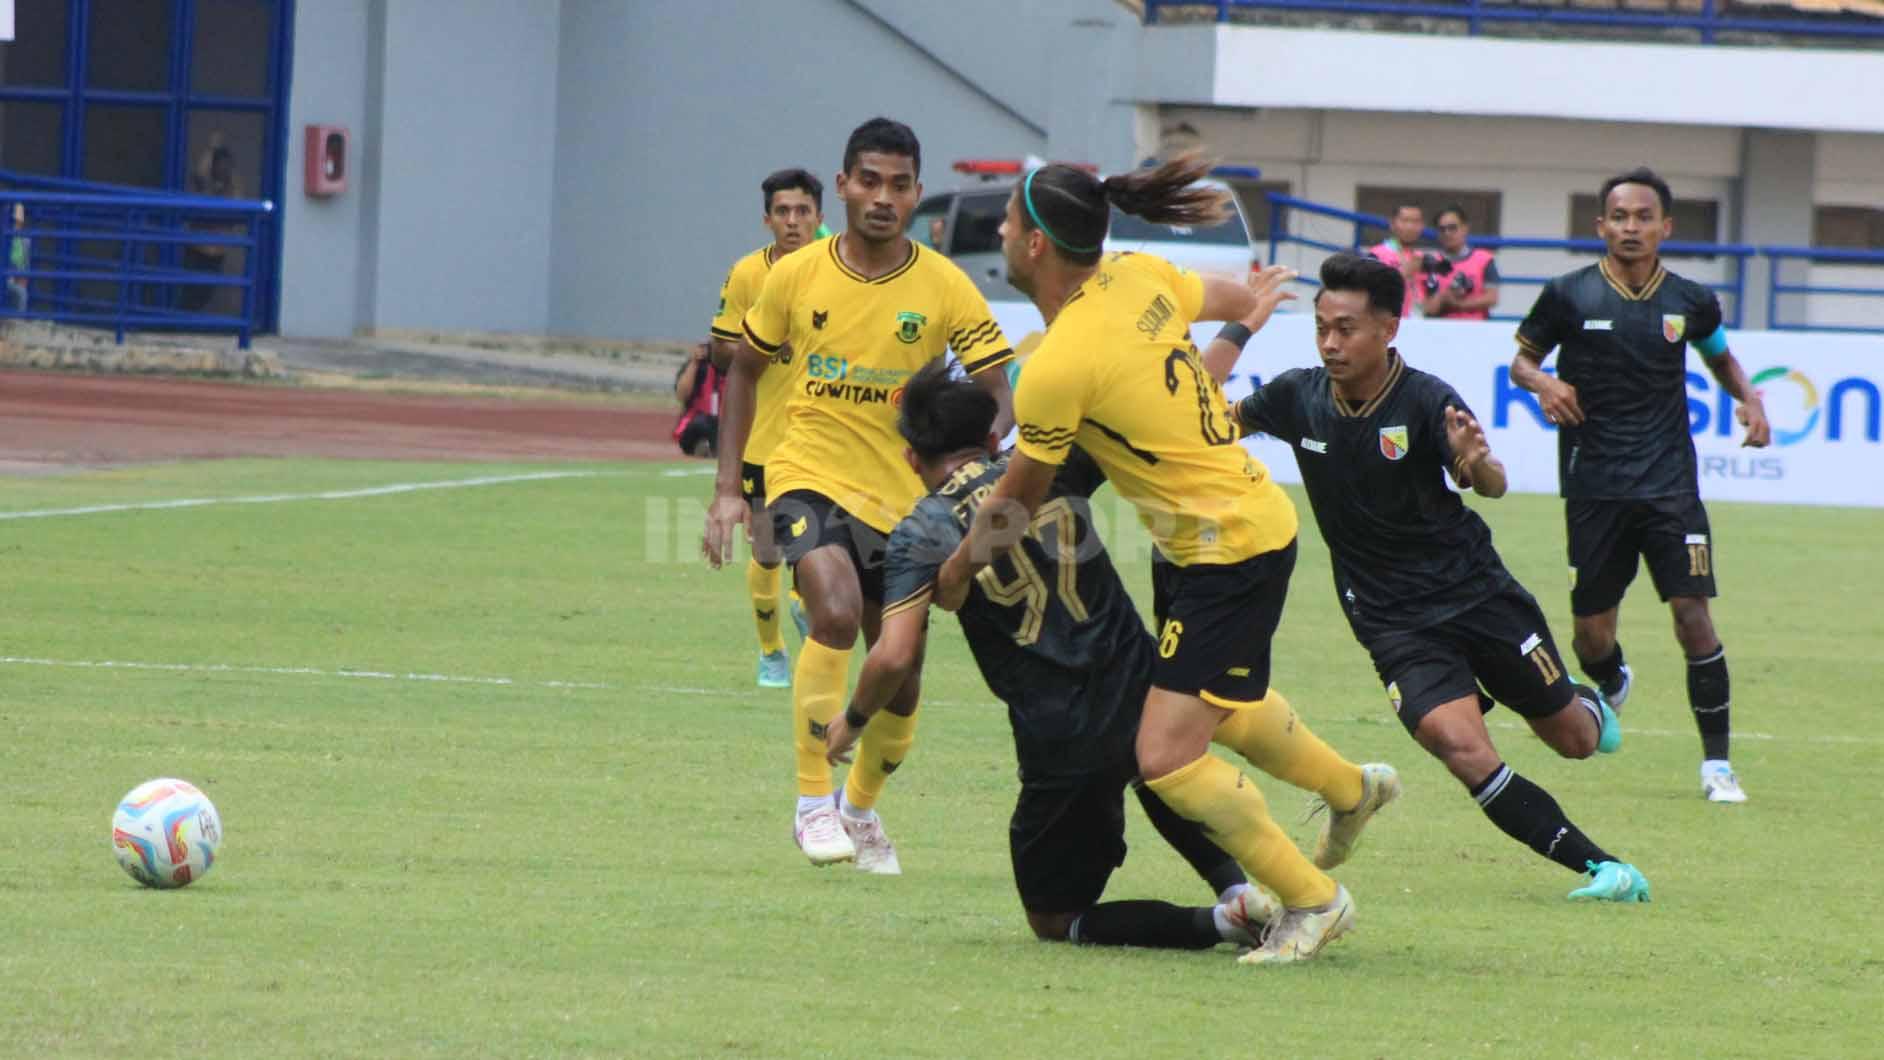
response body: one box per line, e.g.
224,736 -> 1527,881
1149,539 -> 1296,707
1012,753 -> 1239,914
770,489 -> 888,603
739,462 -> 767,506
1566,496 -> 1716,616
1364,583 -> 1577,735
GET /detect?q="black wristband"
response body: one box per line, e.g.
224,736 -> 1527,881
1216,322 -> 1254,351
844,707 -> 871,730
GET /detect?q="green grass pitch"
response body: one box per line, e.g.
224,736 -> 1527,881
1,457 -> 1878,1057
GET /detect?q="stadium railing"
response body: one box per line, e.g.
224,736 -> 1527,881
1143,0 -> 1884,43
1762,245 -> 1884,332
1261,193 -> 1755,326
0,170 -> 275,349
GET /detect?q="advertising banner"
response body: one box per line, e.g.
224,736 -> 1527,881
988,304 -> 1884,508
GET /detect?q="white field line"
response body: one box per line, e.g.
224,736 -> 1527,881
641,684 -> 1881,747
7,654 -> 1871,748
0,655 -> 610,691
0,469 -> 624,522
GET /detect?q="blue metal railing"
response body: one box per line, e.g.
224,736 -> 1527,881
1,170 -> 275,348
1262,193 -> 1756,326
1145,0 -> 1884,42
1762,246 -> 1884,332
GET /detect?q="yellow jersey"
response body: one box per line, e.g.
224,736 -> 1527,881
743,236 -> 1011,533
1013,252 -> 1297,566
709,244 -> 792,466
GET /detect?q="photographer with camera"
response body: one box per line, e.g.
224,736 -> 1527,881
1366,202 -> 1426,317
1418,205 -> 1500,320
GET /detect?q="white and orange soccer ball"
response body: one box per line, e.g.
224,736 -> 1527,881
111,778 -> 222,889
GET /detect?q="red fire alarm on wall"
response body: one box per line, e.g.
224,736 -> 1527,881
304,124 -> 349,197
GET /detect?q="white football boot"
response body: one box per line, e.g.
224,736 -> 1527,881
1311,763 -> 1402,869
1238,885 -> 1356,966
1702,762 -> 1748,804
839,806 -> 902,875
793,800 -> 856,866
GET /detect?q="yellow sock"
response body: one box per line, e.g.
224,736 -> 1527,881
1144,753 -> 1337,909
843,707 -> 918,812
1213,689 -> 1364,812
793,640 -> 851,796
748,559 -> 785,655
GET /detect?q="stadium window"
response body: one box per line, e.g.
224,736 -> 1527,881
1812,205 -> 1884,251
1228,179 -> 1291,242
1568,192 -> 1721,248
1355,186 -> 1503,242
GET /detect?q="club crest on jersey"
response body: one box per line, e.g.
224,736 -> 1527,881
1663,314 -> 1686,343
1378,425 -> 1410,461
894,310 -> 928,344
811,310 -> 829,330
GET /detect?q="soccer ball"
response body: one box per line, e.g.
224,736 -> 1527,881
111,778 -> 222,889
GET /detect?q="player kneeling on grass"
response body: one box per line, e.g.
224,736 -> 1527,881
1225,252 -> 1648,902
826,360 -> 1285,952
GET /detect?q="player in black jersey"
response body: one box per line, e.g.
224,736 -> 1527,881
1511,168 -> 1770,804
822,360 -> 1278,952
1231,253 -> 1648,902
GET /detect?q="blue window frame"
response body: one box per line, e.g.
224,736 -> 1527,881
0,0 -> 295,331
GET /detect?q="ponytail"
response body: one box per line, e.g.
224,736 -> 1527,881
1020,153 -> 1229,266
1100,153 -> 1229,228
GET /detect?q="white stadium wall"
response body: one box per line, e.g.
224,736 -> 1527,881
546,0 -> 1118,343
988,303 -> 1884,509
275,3 -> 1884,341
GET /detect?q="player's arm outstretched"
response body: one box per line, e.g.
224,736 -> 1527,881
934,454 -> 1056,611
1199,265 -> 1297,383
1445,404 -> 1507,498
825,604 -> 927,763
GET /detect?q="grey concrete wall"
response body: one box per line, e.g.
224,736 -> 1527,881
279,0 -> 376,338
373,1 -> 560,333
547,0 -> 1052,341
281,0 -> 561,337
1735,129 -> 1816,330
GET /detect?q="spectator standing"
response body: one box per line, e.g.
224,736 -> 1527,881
7,204 -> 27,312
1419,205 -> 1500,320
1366,202 -> 1425,317
182,133 -> 243,313
673,342 -> 723,457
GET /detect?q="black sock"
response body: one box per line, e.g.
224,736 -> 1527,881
1069,901 -> 1222,949
1688,645 -> 1731,761
1132,779 -> 1247,898
1471,763 -> 1614,874
1581,642 -> 1626,695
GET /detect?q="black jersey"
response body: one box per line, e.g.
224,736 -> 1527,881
879,448 -> 1149,781
1235,352 -> 1513,641
1515,259 -> 1724,500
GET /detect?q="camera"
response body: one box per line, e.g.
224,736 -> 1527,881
1418,251 -> 1453,276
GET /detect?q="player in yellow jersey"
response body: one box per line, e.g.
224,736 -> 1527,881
702,118 -> 1015,872
709,168 -> 824,689
938,158 -> 1396,963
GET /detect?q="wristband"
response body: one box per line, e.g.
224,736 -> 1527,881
1216,322 -> 1254,350
844,707 -> 871,730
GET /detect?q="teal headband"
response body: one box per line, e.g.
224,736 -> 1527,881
1023,168 -> 1101,255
